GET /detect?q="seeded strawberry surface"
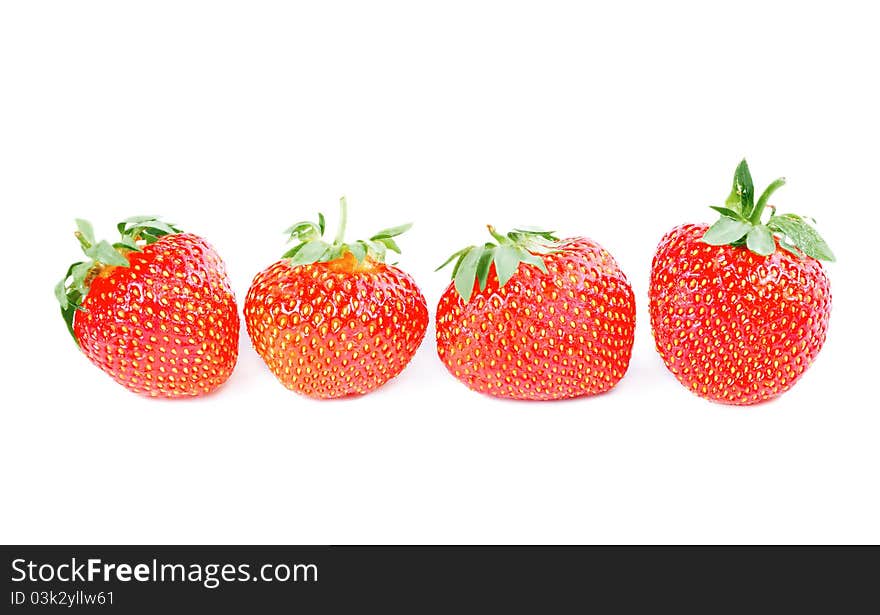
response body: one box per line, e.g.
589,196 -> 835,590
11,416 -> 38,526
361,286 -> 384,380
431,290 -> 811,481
245,252 -> 429,399
649,223 -> 831,405
647,160 -> 835,406
73,233 -> 240,398
436,238 -> 636,400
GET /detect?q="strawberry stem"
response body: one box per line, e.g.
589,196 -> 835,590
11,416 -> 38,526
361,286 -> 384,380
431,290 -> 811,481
334,196 -> 348,245
487,225 -> 508,244
750,177 -> 786,224
74,231 -> 92,250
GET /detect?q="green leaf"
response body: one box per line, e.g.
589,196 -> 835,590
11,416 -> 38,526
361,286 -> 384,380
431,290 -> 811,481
519,250 -> 549,273
724,189 -> 743,214
348,241 -> 367,263
114,236 -> 140,251
318,213 -> 326,236
281,243 -> 306,259
777,238 -> 804,259
494,245 -> 521,288
767,215 -> 835,262
61,295 -> 81,346
513,226 -> 555,235
436,248 -> 470,272
54,277 -> 69,309
367,239 -> 387,262
284,222 -> 318,238
121,215 -> 161,224
138,220 -> 178,236
374,236 -> 401,254
702,217 -> 752,245
450,249 -> 470,278
709,206 -> 746,220
287,240 -> 330,266
326,244 -> 345,261
75,219 -> 95,246
726,159 -> 754,217
454,247 -> 482,302
117,217 -> 181,243
54,261 -> 83,309
86,240 -> 129,267
371,223 -> 413,239
69,261 -> 93,293
511,228 -> 558,242
475,244 -> 495,291
746,225 -> 776,256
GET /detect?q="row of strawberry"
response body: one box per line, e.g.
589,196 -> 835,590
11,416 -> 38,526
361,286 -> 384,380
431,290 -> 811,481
56,160 -> 833,406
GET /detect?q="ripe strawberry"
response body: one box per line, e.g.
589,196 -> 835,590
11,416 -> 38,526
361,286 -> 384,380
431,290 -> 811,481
649,160 -> 834,405
435,226 -> 635,400
55,216 -> 240,398
244,197 -> 428,399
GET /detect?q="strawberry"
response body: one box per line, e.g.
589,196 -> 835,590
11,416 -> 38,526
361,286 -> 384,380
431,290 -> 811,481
55,216 -> 240,398
244,197 -> 428,399
435,226 -> 636,400
649,160 -> 834,405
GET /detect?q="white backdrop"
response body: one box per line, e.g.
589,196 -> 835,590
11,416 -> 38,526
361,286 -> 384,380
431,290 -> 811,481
1,1 -> 877,544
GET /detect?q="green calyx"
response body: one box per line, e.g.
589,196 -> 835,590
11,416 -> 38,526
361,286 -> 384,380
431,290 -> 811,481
281,196 -> 412,266
54,216 -> 183,344
701,159 -> 835,261
437,225 -> 559,302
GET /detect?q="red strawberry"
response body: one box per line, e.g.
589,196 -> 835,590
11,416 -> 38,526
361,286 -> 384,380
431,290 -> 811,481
244,197 -> 428,399
435,226 -> 635,400
56,216 -> 240,398
649,160 -> 834,405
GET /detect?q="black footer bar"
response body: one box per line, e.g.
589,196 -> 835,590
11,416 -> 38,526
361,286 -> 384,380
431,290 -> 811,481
2,546 -> 876,611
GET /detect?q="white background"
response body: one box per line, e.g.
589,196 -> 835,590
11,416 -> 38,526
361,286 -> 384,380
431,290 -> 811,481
1,1 -> 878,544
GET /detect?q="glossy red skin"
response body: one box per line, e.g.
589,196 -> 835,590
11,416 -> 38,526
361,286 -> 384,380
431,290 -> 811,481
649,223 -> 831,405
436,237 -> 636,401
244,252 -> 429,399
73,233 -> 240,398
